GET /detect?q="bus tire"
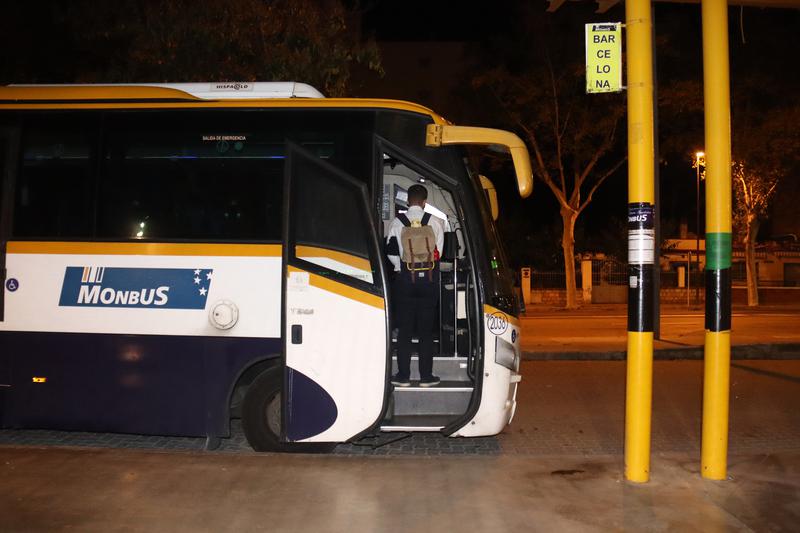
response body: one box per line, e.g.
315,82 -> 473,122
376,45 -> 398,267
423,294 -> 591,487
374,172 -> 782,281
241,368 -> 335,454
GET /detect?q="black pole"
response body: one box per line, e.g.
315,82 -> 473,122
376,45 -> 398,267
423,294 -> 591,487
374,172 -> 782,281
651,1 -> 661,339
696,160 -> 701,305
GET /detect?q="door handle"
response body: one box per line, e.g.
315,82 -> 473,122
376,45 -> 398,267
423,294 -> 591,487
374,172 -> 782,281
291,324 -> 303,344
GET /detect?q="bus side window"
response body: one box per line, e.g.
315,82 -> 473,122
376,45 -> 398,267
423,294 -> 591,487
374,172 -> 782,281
98,112 -> 283,242
13,117 -> 94,239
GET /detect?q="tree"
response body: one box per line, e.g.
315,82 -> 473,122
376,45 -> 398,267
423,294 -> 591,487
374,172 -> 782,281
732,161 -> 779,306
655,7 -> 800,307
0,0 -> 382,97
472,15 -> 626,308
729,83 -> 799,306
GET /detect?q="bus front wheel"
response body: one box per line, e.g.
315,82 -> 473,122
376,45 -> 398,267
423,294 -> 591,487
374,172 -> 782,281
241,368 -> 334,453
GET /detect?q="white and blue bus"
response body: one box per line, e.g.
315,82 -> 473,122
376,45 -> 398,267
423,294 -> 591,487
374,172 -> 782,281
0,82 -> 531,451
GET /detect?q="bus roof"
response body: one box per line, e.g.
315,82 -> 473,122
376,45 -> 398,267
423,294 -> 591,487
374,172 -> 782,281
0,83 -> 449,124
6,82 -> 326,99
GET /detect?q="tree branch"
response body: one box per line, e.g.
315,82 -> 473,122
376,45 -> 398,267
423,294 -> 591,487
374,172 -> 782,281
569,115 -> 621,207
578,157 -> 627,213
545,52 -> 567,198
517,123 -> 567,208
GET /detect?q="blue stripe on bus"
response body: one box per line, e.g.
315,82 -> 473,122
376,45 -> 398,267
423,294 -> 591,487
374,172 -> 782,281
0,332 -> 281,439
286,367 -> 338,441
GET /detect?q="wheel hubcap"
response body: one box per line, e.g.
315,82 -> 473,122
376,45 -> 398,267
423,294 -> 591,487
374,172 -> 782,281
266,392 -> 281,436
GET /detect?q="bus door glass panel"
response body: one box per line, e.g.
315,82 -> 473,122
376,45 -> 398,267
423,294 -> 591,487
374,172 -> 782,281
283,143 -> 387,443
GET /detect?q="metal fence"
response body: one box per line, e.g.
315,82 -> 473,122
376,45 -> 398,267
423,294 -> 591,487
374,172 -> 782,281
592,258 -> 628,286
732,279 -> 799,288
531,270 -> 580,289
532,267 -> 796,291
660,270 -> 705,289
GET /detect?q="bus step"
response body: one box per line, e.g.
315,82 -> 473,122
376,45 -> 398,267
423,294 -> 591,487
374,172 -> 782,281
380,414 -> 458,432
392,356 -> 470,381
392,382 -> 472,416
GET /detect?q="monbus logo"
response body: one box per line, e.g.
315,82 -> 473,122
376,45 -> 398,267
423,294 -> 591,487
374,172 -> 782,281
59,266 -> 213,309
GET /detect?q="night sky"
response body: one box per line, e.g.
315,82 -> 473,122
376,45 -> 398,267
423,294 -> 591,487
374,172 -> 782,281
361,0 -> 518,41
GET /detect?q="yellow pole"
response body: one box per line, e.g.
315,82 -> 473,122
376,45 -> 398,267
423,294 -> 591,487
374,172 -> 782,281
625,332 -> 654,482
700,0 -> 733,481
624,0 -> 656,484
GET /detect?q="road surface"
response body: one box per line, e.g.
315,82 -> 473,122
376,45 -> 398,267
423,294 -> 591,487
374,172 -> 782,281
521,307 -> 800,353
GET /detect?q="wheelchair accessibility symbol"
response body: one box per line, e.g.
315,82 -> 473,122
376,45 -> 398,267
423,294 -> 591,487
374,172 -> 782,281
6,278 -> 19,292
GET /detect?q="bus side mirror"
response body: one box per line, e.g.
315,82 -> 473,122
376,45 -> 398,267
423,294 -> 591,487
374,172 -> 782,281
441,232 -> 458,262
479,175 -> 499,221
425,124 -> 533,198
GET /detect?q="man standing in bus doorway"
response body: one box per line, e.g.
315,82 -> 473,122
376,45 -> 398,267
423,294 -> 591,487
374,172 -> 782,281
386,184 -> 444,387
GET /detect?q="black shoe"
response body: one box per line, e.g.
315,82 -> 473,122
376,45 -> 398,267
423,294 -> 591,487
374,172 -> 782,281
391,374 -> 411,387
419,375 -> 441,387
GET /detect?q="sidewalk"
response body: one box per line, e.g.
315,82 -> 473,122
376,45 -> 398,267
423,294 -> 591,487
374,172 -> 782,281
520,302 -> 800,360
522,301 -> 800,316
3,360 -> 799,532
2,446 -> 798,532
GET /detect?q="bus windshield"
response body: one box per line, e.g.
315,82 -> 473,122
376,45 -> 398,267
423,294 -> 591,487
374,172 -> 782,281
468,162 -> 518,315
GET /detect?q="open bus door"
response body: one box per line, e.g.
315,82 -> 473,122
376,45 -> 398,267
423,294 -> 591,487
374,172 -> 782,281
280,143 -> 389,444
0,128 -> 14,322
0,127 -> 17,415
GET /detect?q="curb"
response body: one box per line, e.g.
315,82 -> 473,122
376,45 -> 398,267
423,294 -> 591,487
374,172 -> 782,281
522,343 -> 800,361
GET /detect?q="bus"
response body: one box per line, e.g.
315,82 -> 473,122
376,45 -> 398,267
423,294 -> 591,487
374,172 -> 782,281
0,82 -> 532,452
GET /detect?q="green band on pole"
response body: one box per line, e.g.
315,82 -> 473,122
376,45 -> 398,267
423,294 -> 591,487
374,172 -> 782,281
706,233 -> 732,270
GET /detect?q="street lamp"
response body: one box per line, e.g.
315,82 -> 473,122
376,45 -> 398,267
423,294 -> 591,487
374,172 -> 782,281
694,151 -> 705,303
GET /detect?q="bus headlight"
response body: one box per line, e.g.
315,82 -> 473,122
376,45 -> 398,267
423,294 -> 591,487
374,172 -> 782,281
495,337 -> 519,371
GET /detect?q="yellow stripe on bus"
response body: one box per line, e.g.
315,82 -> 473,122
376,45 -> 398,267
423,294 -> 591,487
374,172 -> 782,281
483,305 -> 520,327
0,94 -> 448,125
295,245 -> 372,271
0,86 -> 201,101
288,266 -> 384,310
7,241 -> 282,257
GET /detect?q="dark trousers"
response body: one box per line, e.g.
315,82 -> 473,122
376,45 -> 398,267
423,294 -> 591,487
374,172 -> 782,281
393,268 -> 439,380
